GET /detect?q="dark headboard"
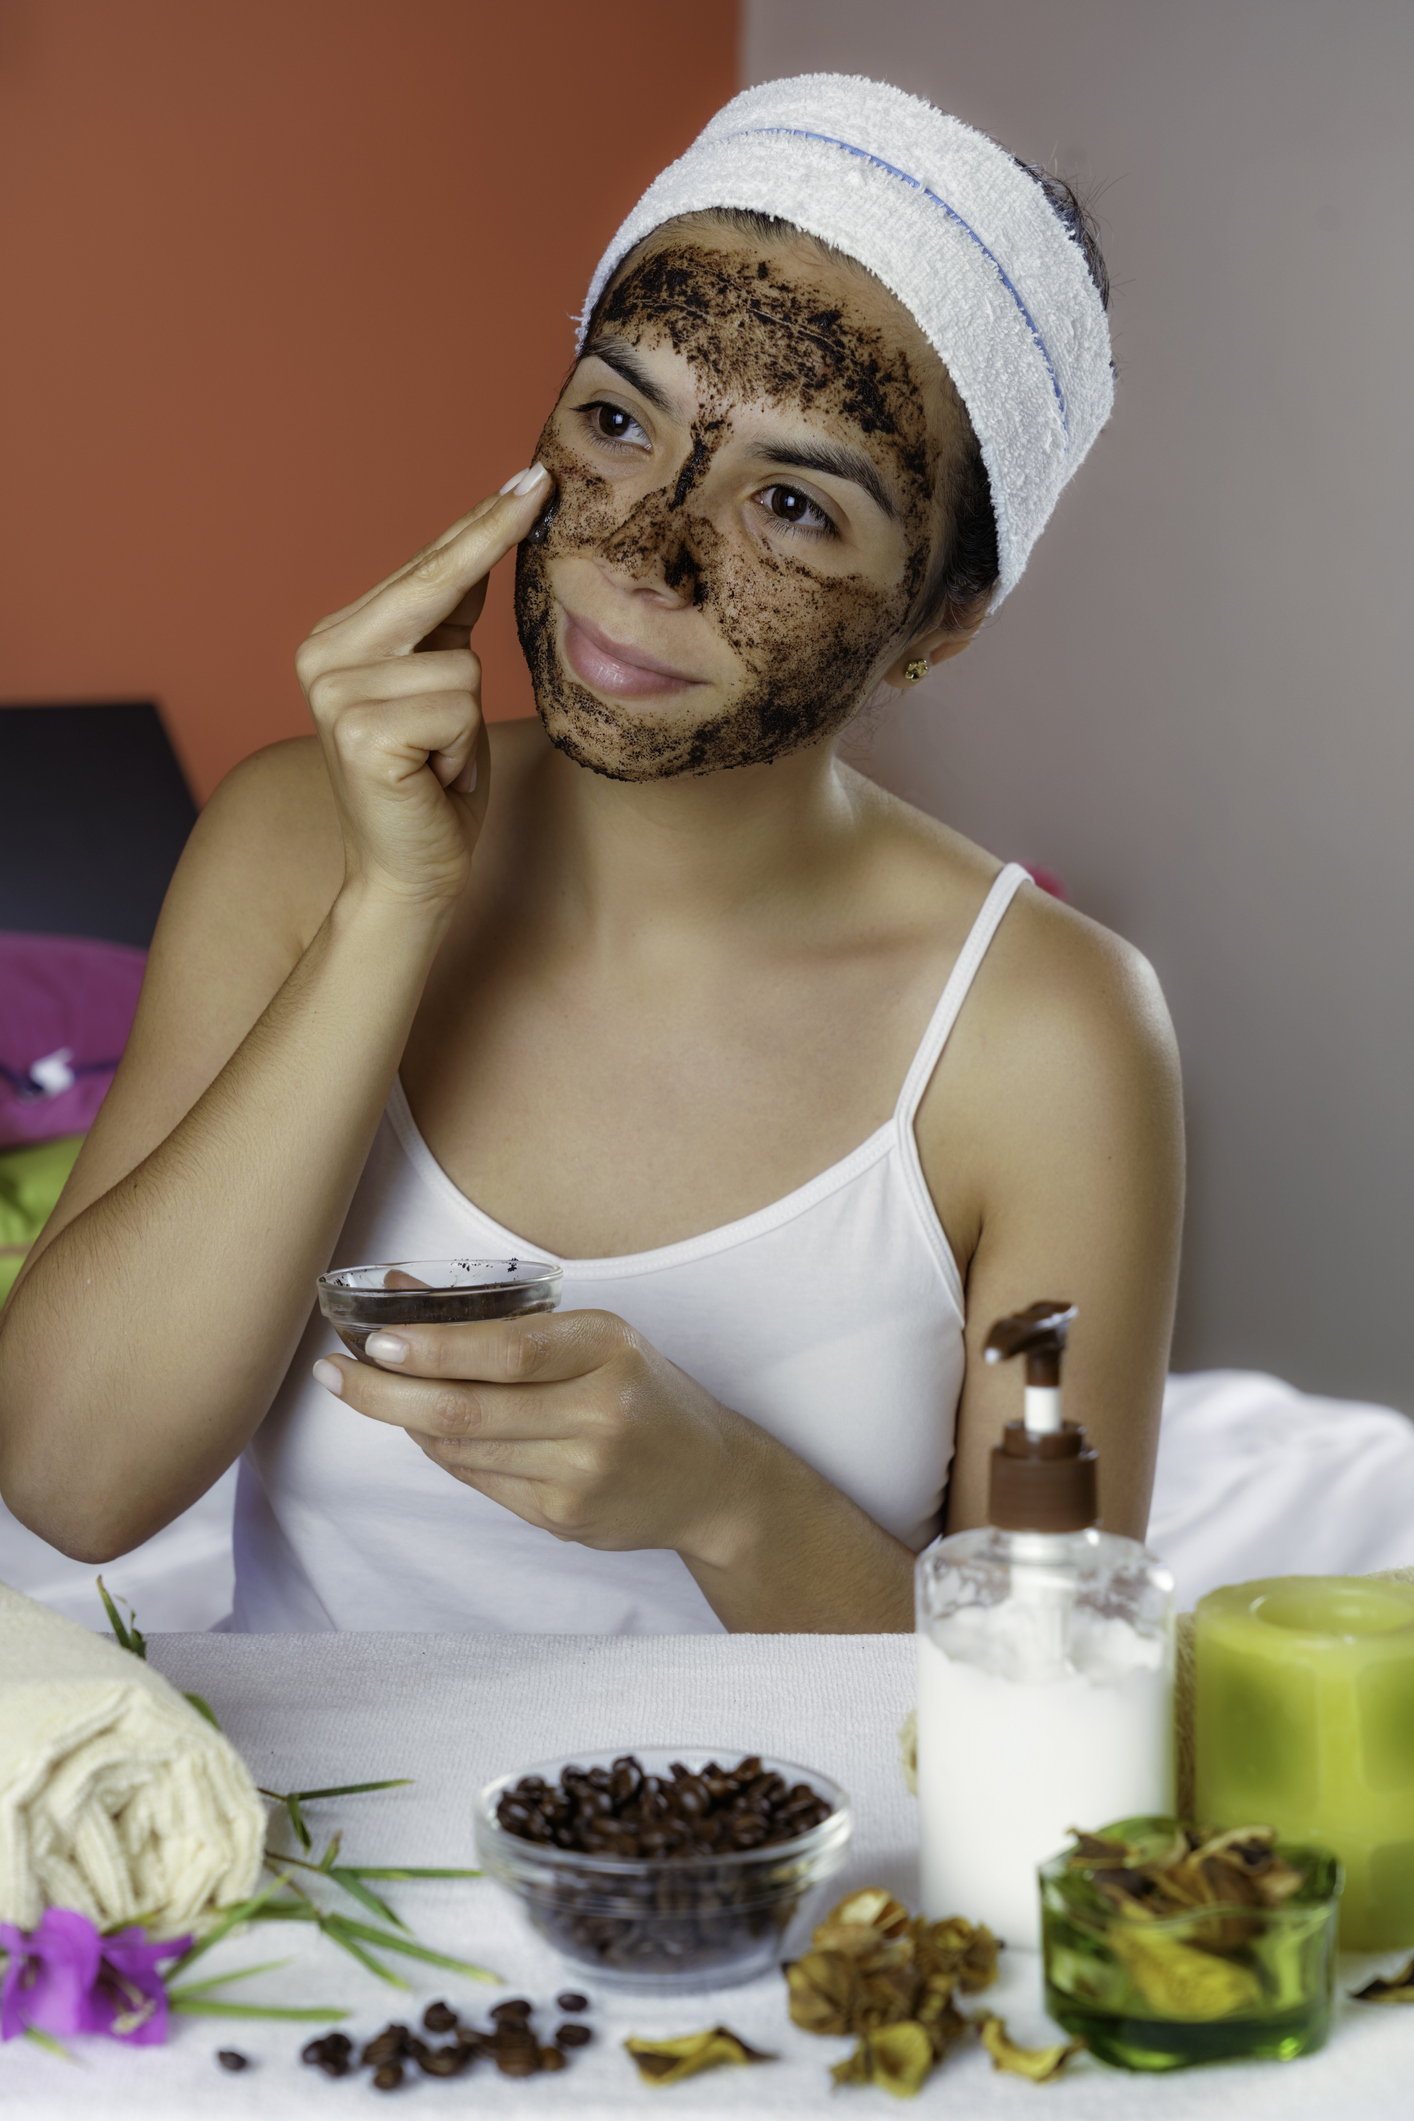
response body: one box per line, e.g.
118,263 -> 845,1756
0,703 -> 198,949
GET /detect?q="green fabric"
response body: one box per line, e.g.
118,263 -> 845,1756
0,1133 -> 84,1302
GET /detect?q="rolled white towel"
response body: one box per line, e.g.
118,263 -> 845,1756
0,1580 -> 264,1936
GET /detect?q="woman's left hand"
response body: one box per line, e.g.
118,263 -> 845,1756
312,1313 -> 752,1565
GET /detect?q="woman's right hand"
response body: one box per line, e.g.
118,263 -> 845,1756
295,463 -> 551,911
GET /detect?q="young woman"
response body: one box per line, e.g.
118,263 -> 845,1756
0,77 -> 1182,1634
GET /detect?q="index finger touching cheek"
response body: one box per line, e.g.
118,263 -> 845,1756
309,464 -> 554,666
361,1309 -> 638,1385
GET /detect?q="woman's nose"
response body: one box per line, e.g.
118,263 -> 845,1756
594,487 -> 706,606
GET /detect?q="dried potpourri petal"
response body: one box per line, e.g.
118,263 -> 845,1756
830,2020 -> 933,2098
623,2026 -> 775,2086
1351,1956 -> 1414,2004
811,1888 -> 912,1967
915,1989 -> 968,2062
975,2011 -> 1084,2081
913,1913 -> 999,1994
784,1950 -> 860,2036
1109,1925 -> 1264,2019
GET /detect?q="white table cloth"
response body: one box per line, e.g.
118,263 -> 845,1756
2,1632 -> 1408,2117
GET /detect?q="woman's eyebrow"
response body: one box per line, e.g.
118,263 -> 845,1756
744,439 -> 898,522
579,336 -> 678,415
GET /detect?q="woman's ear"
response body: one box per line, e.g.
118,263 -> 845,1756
881,610 -> 987,691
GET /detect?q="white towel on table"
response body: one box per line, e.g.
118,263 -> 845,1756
0,1579 -> 263,1936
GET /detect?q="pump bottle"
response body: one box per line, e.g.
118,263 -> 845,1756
915,1302 -> 1174,1949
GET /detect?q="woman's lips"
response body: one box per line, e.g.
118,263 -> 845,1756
561,609 -> 701,700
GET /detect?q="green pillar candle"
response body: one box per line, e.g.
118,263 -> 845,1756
1195,1577 -> 1414,1949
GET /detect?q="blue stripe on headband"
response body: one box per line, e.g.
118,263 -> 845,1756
732,125 -> 1069,442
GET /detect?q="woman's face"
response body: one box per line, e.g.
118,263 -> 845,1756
514,229 -> 959,781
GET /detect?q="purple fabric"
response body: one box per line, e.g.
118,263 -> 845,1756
0,1908 -> 189,2044
0,933 -> 147,1148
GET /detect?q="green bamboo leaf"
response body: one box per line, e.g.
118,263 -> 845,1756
166,1959 -> 291,1999
320,1919 -> 410,1989
285,1792 -> 311,1851
183,1692 -> 220,1729
318,1830 -> 343,1873
169,1998 -> 350,2021
95,1576 -> 146,1659
343,1866 -> 482,1881
329,1868 -> 408,1931
166,1873 -> 298,1978
323,1914 -> 499,1984
24,2025 -> 80,2062
287,1779 -> 414,1801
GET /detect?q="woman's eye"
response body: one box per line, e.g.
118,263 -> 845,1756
760,484 -> 836,537
582,402 -> 649,447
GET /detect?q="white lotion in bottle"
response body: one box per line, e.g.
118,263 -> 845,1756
915,1302 -> 1174,1949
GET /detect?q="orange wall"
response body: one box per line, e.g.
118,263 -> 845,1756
0,1 -> 739,801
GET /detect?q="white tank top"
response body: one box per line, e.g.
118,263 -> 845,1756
231,863 -> 1029,1632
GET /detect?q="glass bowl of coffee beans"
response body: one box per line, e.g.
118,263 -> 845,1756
317,1257 -> 562,1362
475,1750 -> 851,1991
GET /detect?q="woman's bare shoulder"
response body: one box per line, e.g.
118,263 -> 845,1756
187,734 -> 342,938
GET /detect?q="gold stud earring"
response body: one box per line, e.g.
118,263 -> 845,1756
905,658 -> 929,683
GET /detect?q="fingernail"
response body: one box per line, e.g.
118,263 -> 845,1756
313,1358 -> 344,1396
499,467 -> 532,494
453,756 -> 478,796
365,1332 -> 410,1365
512,462 -> 550,497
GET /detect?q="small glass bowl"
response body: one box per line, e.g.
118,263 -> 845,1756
317,1257 -> 562,1361
1040,1815 -> 1342,2071
474,1749 -> 852,1992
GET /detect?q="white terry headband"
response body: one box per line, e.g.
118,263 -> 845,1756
578,73 -> 1115,607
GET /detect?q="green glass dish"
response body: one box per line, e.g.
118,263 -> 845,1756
1039,1816 -> 1341,2072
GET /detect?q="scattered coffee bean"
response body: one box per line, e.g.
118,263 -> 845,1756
216,2049 -> 248,2070
556,2022 -> 593,2048
422,1999 -> 458,2033
540,2045 -> 567,2071
418,2047 -> 464,2077
556,1991 -> 589,2012
491,1997 -> 534,2021
495,2045 -> 541,2077
371,2060 -> 404,2091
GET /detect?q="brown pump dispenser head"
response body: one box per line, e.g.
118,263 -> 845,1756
984,1301 -> 1099,1534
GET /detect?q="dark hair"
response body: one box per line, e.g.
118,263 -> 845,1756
592,157 -> 1111,634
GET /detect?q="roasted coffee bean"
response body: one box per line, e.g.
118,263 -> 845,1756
495,2046 -> 541,2077
216,2049 -> 248,2070
540,2045 -> 567,2071
372,2061 -> 404,2091
496,1752 -> 830,1858
490,1997 -> 533,2022
556,2022 -> 593,2048
300,2038 -> 329,2065
556,1991 -> 589,2012
418,2047 -> 464,2077
317,2053 -> 352,2078
361,2026 -> 409,2067
422,1999 -> 458,2033
491,2025 -> 538,2054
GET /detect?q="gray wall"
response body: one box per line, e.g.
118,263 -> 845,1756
746,0 -> 1414,1411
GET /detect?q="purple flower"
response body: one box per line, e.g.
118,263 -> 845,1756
0,1908 -> 192,2046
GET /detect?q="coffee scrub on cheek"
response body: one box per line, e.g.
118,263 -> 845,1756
512,242 -> 940,783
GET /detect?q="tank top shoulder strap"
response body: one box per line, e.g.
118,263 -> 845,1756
894,862 -> 1031,1129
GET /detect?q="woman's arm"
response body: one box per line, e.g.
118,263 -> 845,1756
921,888 -> 1185,1541
0,479 -> 549,1560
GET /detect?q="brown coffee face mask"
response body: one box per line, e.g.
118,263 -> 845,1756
513,238 -> 945,782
